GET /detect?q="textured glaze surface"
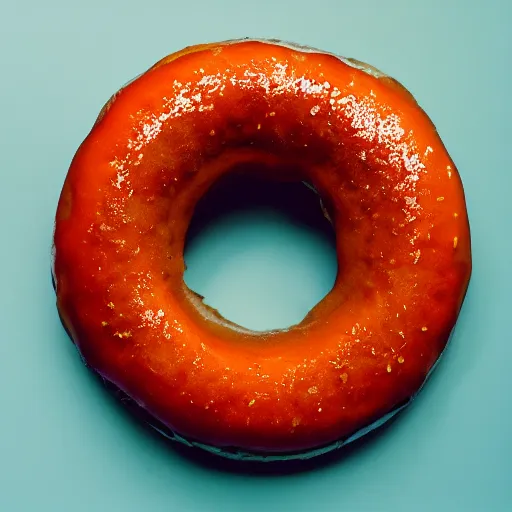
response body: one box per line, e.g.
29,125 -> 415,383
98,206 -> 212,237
53,39 -> 471,455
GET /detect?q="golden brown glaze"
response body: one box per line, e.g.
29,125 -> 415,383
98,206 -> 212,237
53,39 -> 471,456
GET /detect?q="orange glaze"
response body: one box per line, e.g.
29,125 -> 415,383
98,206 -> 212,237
53,39 -> 471,458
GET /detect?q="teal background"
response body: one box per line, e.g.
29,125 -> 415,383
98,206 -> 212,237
1,1 -> 511,510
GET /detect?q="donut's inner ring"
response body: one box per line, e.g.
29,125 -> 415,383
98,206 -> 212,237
182,163 -> 338,332
166,151 -> 346,338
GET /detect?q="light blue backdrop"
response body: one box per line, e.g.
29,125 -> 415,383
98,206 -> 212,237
1,1 -> 511,510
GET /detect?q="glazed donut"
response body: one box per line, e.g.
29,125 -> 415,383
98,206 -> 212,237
53,39 -> 471,460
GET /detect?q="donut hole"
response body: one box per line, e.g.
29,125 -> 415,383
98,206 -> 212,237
183,171 -> 338,332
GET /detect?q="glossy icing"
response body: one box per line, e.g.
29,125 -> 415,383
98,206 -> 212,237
53,39 -> 471,457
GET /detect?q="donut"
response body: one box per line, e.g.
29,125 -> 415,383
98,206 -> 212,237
53,39 -> 472,461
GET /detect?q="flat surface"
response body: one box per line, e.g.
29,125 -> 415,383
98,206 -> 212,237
1,1 -> 511,510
